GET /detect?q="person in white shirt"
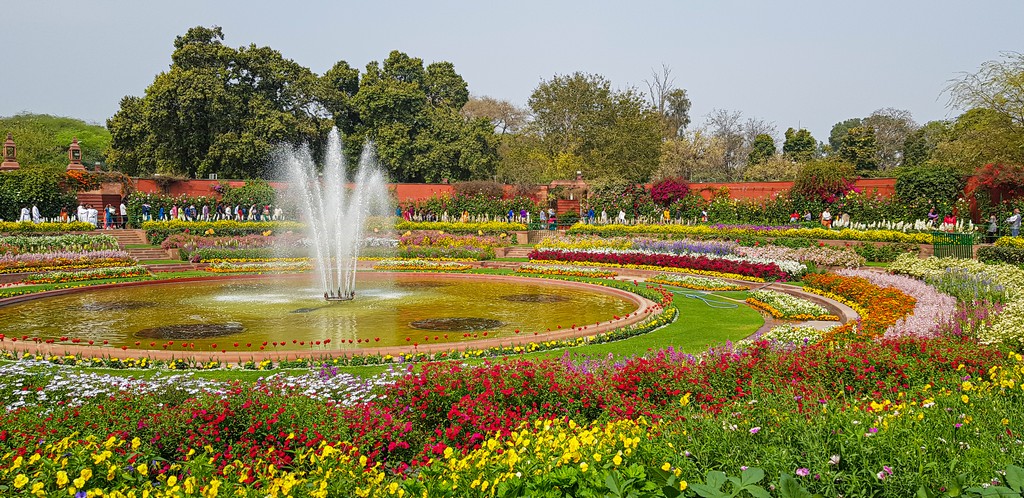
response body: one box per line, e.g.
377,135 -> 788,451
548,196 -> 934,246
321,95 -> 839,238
821,209 -> 833,229
77,204 -> 86,223
31,205 -> 41,223
19,207 -> 30,222
120,202 -> 128,228
618,210 -> 626,223
86,205 -> 99,227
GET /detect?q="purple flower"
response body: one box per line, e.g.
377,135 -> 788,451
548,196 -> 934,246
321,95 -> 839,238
749,427 -> 761,434
796,468 -> 810,477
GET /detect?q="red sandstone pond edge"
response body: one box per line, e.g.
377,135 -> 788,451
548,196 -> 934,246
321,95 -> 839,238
0,271 -> 659,363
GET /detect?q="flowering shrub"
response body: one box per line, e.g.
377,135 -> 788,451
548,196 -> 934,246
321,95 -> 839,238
21,265 -> 151,284
751,324 -> 831,346
529,248 -> 791,281
0,250 -> 136,274
746,289 -> 838,321
994,236 -> 1024,248
395,232 -> 509,260
515,263 -> 618,278
534,235 -> 636,251
647,274 -> 748,291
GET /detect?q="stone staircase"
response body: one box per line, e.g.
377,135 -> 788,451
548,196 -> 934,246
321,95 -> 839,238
144,262 -> 204,273
526,230 -> 553,244
98,229 -> 175,261
503,246 -> 534,259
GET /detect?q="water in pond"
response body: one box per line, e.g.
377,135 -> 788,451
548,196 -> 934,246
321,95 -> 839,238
0,275 -> 635,350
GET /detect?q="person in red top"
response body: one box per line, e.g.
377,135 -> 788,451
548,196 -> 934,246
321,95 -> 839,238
943,213 -> 956,232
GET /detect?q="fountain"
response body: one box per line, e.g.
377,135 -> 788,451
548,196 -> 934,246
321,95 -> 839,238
281,129 -> 391,301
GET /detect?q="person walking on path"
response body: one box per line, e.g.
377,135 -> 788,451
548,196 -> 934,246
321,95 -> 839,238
120,201 -> 128,228
1007,209 -> 1022,237
821,208 -> 833,229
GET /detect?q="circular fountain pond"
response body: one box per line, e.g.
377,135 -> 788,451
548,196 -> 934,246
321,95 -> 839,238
0,274 -> 638,351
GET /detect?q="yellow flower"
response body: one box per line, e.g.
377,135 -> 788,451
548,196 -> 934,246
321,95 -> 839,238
580,462 -> 589,472
680,392 -> 691,407
661,462 -> 671,471
593,453 -> 602,462
680,481 -> 689,491
56,470 -> 69,488
1003,418 -> 1010,426
167,475 -> 178,487
613,453 -> 623,466
13,474 -> 28,489
961,394 -> 970,404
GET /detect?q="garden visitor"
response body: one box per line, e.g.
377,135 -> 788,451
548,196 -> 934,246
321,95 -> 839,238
263,205 -> 271,220
31,205 -> 41,223
789,211 -> 800,223
803,210 -> 812,222
59,207 -> 68,223
618,209 -> 626,223
587,207 -> 595,224
142,202 -> 151,221
600,209 -> 607,223
77,204 -> 86,222
460,210 -> 469,223
821,208 -> 833,229
539,209 -> 547,225
549,212 -> 557,229
158,206 -> 165,221
701,209 -> 708,223
274,206 -> 283,220
120,201 -> 128,227
170,205 -> 178,220
1007,209 -> 1022,237
942,213 -> 956,233
927,207 -> 939,227
508,208 -> 516,222
105,204 -> 114,228
987,214 -> 999,243
519,208 -> 527,222
86,205 -> 98,227
662,208 -> 670,224
19,206 -> 30,222
395,206 -> 402,217
202,204 -> 210,222
250,203 -> 259,221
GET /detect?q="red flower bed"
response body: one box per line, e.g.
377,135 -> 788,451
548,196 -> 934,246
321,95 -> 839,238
528,249 -> 789,281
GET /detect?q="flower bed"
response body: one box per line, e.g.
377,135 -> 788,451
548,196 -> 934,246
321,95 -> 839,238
746,289 -> 838,321
736,244 -> 865,268
749,323 -> 832,346
801,273 -> 917,339
141,220 -> 305,243
836,269 -> 956,339
0,221 -> 95,233
395,232 -> 509,260
371,258 -> 472,271
568,223 -> 933,244
515,263 -> 618,278
205,260 -> 312,273
0,250 -> 137,274
529,248 -> 791,281
395,220 -> 526,235
0,338 -> 1018,496
0,234 -> 119,254
647,273 -> 747,291
20,265 -> 151,284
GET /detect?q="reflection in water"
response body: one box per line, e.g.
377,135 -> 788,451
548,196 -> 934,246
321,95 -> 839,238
502,294 -> 571,303
136,323 -> 244,339
410,318 -> 505,331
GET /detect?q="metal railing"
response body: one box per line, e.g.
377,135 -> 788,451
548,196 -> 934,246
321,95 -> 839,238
931,231 -> 976,259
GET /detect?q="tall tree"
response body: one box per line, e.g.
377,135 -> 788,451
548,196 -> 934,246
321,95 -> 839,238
902,120 -> 950,168
839,126 -> 878,171
828,118 -> 863,152
644,64 -> 691,137
747,133 -> 776,166
947,51 -> 1024,127
863,108 -> 917,170
656,130 -> 728,182
460,96 -> 528,135
527,72 -> 662,182
783,127 -> 817,162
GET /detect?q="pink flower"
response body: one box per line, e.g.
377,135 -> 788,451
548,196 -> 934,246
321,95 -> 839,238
749,427 -> 761,434
796,468 -> 810,477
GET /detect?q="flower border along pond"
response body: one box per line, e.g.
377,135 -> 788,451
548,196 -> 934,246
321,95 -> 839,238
0,271 -> 670,366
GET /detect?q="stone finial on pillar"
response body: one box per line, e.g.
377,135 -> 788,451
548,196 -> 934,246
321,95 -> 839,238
67,137 -> 85,171
0,133 -> 19,171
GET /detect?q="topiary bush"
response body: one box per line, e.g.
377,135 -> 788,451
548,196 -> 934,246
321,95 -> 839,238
650,177 -> 690,207
978,245 -> 1024,266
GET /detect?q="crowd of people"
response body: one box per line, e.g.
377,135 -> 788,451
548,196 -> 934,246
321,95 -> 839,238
140,203 -> 284,223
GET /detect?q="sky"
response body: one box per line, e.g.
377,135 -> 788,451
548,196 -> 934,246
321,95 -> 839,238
1,0 -> 1021,141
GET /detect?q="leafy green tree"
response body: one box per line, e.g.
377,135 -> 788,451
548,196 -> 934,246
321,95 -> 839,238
947,51 -> 1024,128
828,118 -> 862,152
931,108 -> 1024,174
107,26 -> 330,179
902,120 -> 950,168
526,72 -> 662,182
783,127 -> 817,162
839,126 -> 878,171
895,164 -> 965,218
747,134 -> 776,165
792,157 -> 856,204
0,114 -> 111,169
742,155 -> 799,182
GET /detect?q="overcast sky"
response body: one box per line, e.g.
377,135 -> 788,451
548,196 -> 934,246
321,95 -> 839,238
2,0 -> 1021,140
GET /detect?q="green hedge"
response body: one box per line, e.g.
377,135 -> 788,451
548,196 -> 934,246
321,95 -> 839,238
142,220 -> 304,243
978,246 -> 1024,266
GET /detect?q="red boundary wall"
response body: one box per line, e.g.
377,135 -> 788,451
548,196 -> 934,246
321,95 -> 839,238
131,178 -> 897,203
